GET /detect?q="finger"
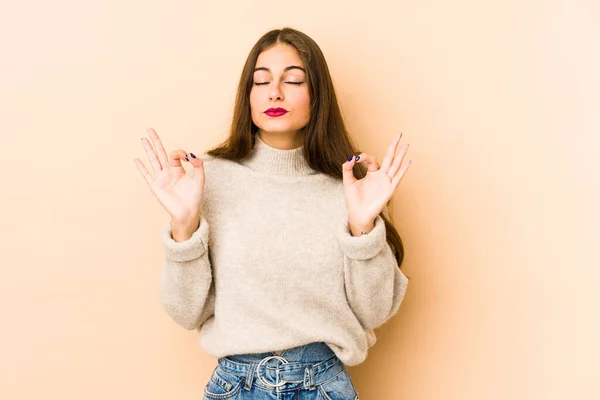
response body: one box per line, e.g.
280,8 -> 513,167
391,160 -> 412,189
342,155 -> 358,189
387,143 -> 410,178
187,153 -> 205,184
354,153 -> 379,172
133,158 -> 154,187
379,133 -> 403,174
141,137 -> 163,174
169,149 -> 188,167
147,128 -> 170,169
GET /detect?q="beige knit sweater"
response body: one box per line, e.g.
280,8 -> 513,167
158,134 -> 408,366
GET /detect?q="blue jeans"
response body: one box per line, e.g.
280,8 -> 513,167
203,342 -> 359,400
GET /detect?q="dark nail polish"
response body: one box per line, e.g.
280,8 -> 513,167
356,156 -> 360,161
185,154 -> 189,161
348,156 -> 353,162
190,153 -> 197,159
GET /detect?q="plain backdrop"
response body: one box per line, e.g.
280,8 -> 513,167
1,0 -> 598,399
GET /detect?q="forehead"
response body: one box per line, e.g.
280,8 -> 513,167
255,43 -> 304,71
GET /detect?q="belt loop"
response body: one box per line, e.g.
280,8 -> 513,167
303,365 -> 316,390
244,363 -> 255,391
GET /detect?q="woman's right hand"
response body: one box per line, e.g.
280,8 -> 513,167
134,128 -> 205,233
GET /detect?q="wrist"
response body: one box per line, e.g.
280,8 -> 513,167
171,215 -> 201,242
348,218 -> 375,237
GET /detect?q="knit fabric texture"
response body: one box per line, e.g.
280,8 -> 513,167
158,134 -> 408,366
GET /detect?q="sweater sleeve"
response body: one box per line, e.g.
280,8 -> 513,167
157,215 -> 215,330
336,213 -> 409,330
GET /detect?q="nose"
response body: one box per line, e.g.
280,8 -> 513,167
268,82 -> 284,101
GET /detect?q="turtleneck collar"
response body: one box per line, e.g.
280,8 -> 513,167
241,134 -> 317,176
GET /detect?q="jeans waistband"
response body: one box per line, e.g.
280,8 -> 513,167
217,342 -> 345,392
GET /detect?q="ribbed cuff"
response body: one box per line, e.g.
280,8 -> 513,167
160,215 -> 210,262
337,214 -> 387,260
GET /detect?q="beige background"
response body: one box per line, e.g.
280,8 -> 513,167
1,0 -> 598,399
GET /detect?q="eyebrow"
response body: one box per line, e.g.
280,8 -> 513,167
253,66 -> 306,73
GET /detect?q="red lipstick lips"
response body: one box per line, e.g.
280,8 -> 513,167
265,108 -> 288,117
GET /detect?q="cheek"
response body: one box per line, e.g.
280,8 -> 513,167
291,89 -> 310,116
298,92 -> 311,119
249,90 -> 265,121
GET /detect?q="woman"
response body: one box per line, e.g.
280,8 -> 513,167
134,27 -> 411,400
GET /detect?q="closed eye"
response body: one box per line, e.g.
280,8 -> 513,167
253,82 -> 304,85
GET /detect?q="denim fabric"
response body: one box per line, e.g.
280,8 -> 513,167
202,342 -> 359,400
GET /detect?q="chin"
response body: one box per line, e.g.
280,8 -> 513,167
258,123 -> 300,133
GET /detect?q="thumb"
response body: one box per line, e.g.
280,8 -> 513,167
169,149 -> 188,167
187,153 -> 205,184
342,156 -> 357,189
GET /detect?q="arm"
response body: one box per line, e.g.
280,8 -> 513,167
336,214 -> 408,330
158,215 -> 215,330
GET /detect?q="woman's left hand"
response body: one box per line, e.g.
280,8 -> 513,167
342,133 -> 412,235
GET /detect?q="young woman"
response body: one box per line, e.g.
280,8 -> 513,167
135,27 -> 411,400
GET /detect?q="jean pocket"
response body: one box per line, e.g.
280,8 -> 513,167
317,369 -> 359,400
203,366 -> 244,399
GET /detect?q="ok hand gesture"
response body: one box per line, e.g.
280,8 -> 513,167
342,133 -> 412,235
134,128 -> 205,225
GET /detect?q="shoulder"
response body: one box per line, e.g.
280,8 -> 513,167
195,153 -> 237,172
307,173 -> 346,206
192,153 -> 238,190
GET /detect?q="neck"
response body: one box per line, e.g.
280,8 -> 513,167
241,133 -> 316,176
257,131 -> 304,150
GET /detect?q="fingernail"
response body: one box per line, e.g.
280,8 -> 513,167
348,156 -> 353,162
190,153 -> 197,159
185,154 -> 189,161
356,156 -> 360,161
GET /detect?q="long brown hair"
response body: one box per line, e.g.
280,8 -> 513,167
206,27 -> 406,272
